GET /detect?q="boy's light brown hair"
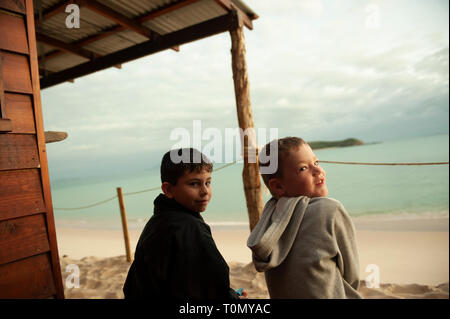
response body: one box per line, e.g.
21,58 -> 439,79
259,137 -> 306,195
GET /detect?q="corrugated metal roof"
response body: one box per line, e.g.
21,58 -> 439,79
36,0 -> 257,79
43,53 -> 89,72
143,0 -> 227,35
37,7 -> 117,43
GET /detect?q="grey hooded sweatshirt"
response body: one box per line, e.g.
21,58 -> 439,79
247,196 -> 362,299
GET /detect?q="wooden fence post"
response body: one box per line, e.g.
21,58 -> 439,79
116,187 -> 132,262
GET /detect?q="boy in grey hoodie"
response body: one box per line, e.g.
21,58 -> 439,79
247,137 -> 361,299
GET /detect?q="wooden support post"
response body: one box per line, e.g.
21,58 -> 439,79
230,26 -> 264,231
116,187 -> 132,262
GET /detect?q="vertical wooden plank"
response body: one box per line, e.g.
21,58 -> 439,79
0,50 -> 5,118
25,0 -> 64,299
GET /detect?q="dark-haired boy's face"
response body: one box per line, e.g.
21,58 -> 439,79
162,168 -> 212,213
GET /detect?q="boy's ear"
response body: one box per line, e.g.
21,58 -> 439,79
161,182 -> 174,198
268,178 -> 285,199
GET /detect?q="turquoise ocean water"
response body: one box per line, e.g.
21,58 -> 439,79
50,134 -> 449,230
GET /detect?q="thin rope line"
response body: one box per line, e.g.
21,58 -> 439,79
122,186 -> 161,196
54,161 -> 239,211
54,195 -> 118,211
53,159 -> 448,211
320,161 -> 449,166
214,161 -> 238,171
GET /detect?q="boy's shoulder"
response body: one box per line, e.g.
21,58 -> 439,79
154,207 -> 205,229
138,209 -> 210,250
162,204 -> 212,232
305,197 -> 350,223
309,196 -> 344,210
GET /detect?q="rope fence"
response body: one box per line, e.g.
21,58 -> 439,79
53,161 -> 238,211
320,161 -> 449,166
53,159 -> 448,211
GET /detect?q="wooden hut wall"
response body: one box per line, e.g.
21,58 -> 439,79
0,0 -> 64,298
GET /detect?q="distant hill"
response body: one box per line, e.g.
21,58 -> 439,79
308,138 -> 364,150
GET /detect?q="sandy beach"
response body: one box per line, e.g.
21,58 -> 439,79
56,214 -> 449,299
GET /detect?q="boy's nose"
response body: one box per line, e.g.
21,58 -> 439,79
199,184 -> 209,196
313,166 -> 325,176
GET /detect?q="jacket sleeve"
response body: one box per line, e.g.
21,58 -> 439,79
168,220 -> 237,299
295,198 -> 361,299
333,203 -> 362,298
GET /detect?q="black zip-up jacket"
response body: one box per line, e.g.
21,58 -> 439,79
123,194 -> 239,299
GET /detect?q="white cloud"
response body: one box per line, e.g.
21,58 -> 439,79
41,0 -> 449,179
298,0 -> 324,18
276,98 -> 290,106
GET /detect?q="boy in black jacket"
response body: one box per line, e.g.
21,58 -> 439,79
123,148 -> 239,299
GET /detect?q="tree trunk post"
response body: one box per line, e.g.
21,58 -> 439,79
230,26 -> 264,231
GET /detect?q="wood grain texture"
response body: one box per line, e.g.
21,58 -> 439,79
0,11 -> 29,54
0,169 -> 46,221
0,119 -> 12,132
25,0 -> 65,299
0,51 -> 32,94
230,27 -> 263,231
3,93 -> 36,133
0,214 -> 50,265
0,134 -> 40,170
0,253 -> 57,298
0,0 -> 26,14
0,48 -> 5,118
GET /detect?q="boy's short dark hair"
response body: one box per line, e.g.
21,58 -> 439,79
161,148 -> 213,185
259,137 -> 306,191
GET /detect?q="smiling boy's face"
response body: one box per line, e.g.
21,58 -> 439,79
270,144 -> 328,199
162,168 -> 212,213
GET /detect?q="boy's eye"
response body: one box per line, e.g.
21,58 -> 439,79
314,161 -> 319,166
299,167 -> 307,172
189,181 -> 211,186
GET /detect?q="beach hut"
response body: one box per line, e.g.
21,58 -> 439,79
0,0 -> 260,298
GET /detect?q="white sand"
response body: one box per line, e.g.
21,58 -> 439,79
56,214 -> 449,299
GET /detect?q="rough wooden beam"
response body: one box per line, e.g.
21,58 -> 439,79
36,32 -> 99,60
215,0 -> 253,30
38,23 -> 122,64
35,0 -> 70,23
40,12 -> 240,89
44,131 -> 68,143
38,0 -> 193,65
39,67 -> 74,83
230,26 -> 263,231
39,67 -> 53,75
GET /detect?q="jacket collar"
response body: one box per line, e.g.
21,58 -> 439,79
153,193 -> 202,220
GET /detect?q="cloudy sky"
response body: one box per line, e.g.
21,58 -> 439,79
41,0 -> 449,179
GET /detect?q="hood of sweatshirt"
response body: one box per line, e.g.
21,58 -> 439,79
247,196 -> 311,272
